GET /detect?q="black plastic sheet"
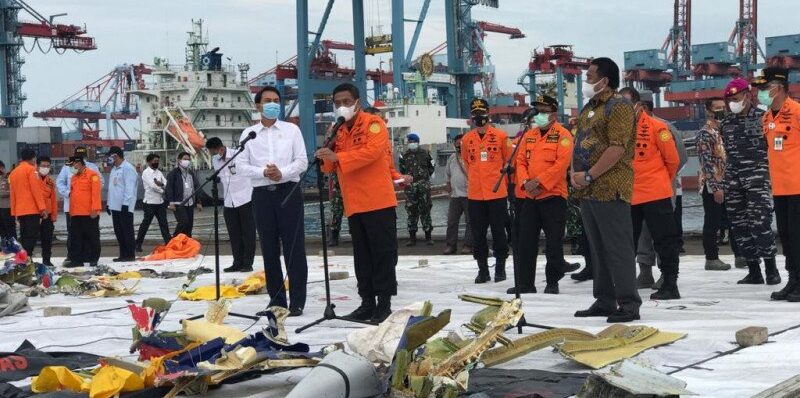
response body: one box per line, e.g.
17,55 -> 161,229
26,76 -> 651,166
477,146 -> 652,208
463,368 -> 589,398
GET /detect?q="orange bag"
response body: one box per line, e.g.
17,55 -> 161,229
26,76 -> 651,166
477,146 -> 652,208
144,233 -> 201,261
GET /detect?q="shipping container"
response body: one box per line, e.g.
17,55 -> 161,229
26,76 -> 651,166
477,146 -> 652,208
654,106 -> 693,122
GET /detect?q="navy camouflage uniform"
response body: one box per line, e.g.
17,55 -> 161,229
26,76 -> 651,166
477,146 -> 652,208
720,107 -> 777,261
399,147 -> 435,235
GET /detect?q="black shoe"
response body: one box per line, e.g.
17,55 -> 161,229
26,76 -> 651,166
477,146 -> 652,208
494,258 -> 506,282
571,268 -> 593,282
442,246 -> 456,255
425,231 -> 434,246
370,296 -> 391,323
135,245 -> 143,253
561,261 -> 580,274
738,273 -> 765,284
771,280 -> 798,301
406,233 -> 417,247
344,297 -> 376,321
607,309 -> 641,323
575,304 -> 615,318
506,286 -> 536,294
89,262 -> 98,267
787,287 -> 800,302
475,271 -> 491,284
288,308 -> 303,317
544,283 -> 559,294
112,257 -> 135,262
43,260 -> 54,268
765,258 -> 781,285
63,260 -> 82,268
650,281 -> 681,300
224,264 -> 253,272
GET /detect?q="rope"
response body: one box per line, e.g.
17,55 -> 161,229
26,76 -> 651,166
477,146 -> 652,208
38,337 -> 130,350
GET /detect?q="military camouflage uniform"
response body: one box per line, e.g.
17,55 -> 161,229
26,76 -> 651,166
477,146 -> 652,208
399,147 -> 435,234
720,107 -> 777,260
329,173 -> 344,234
566,183 -> 583,238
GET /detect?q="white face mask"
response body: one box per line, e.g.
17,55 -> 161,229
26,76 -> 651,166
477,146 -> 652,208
582,79 -> 602,100
180,159 -> 191,168
335,105 -> 357,121
38,167 -> 50,176
729,99 -> 746,114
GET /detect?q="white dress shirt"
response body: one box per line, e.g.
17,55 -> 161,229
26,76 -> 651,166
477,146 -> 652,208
213,147 -> 254,208
141,167 -> 166,205
236,120 -> 308,187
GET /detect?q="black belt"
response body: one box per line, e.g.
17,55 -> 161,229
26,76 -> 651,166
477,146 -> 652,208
255,182 -> 294,192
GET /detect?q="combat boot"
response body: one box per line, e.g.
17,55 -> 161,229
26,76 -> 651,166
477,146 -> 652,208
652,274 -> 664,290
329,229 -> 340,247
704,258 -> 731,271
425,231 -> 434,246
786,280 -> 800,302
475,258 -> 491,284
738,260 -> 765,284
734,257 -> 749,269
406,232 -> 417,247
771,273 -> 797,301
494,258 -> 506,282
764,258 -> 782,286
345,296 -> 376,321
637,263 -> 655,289
650,274 -> 681,300
370,295 -> 392,323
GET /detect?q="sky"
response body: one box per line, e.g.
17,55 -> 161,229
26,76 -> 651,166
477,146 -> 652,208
22,0 -> 798,130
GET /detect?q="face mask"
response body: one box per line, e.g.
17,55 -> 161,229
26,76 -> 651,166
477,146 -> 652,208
533,113 -> 551,128
335,104 -> 357,121
262,102 -> 280,120
408,143 -> 419,150
713,110 -> 726,121
180,159 -> 191,168
472,114 -> 489,127
582,78 -> 602,100
212,154 -> 221,162
70,166 -> 79,175
150,162 -> 159,169
729,99 -> 746,114
106,157 -> 115,166
38,167 -> 50,176
757,89 -> 774,108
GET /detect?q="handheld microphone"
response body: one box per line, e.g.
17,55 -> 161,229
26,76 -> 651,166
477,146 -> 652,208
324,116 -> 346,149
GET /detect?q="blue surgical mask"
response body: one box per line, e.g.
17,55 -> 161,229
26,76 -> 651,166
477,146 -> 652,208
262,102 -> 280,120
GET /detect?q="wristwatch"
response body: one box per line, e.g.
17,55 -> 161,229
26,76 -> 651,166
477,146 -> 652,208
585,172 -> 594,184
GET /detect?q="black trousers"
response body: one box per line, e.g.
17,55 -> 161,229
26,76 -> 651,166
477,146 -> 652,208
348,206 -> 398,298
0,208 -> 15,239
39,218 -> 54,263
631,198 -> 680,277
65,213 -> 73,259
173,206 -> 195,237
468,198 -> 509,261
224,202 -> 256,268
136,203 -> 171,247
517,196 -> 567,286
774,195 -> 800,278
112,210 -> 136,258
701,188 -> 725,260
69,216 -> 100,264
253,184 -> 308,309
18,214 -> 40,257
511,197 -> 524,279
674,194 -> 684,249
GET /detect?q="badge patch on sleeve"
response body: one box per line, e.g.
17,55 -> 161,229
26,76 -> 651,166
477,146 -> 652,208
560,137 -> 571,147
91,175 -> 99,182
659,131 -> 671,142
369,122 -> 381,134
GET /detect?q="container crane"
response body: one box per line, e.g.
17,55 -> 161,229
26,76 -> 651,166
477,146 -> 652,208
472,21 -> 525,99
0,0 -> 96,127
33,64 -> 152,140
519,45 -> 591,117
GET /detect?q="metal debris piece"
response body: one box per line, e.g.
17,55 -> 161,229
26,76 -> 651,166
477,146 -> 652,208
577,360 -> 696,397
285,351 -> 383,398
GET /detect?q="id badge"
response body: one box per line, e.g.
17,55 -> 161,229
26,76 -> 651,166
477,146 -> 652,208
775,136 -> 784,151
480,151 -> 488,162
185,180 -> 191,189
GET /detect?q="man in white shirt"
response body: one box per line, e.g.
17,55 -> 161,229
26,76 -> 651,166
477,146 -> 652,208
136,153 -> 171,252
206,137 -> 256,273
236,86 -> 308,317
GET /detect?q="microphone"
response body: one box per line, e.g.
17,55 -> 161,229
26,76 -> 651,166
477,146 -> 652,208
240,130 -> 257,146
324,116 -> 346,149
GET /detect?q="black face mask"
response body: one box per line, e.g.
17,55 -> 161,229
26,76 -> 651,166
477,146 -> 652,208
150,163 -> 159,169
713,110 -> 726,121
472,115 -> 489,128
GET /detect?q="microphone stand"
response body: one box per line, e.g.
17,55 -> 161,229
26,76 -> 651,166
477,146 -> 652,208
492,119 -> 554,333
184,138 -> 259,321
292,118 -> 377,333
